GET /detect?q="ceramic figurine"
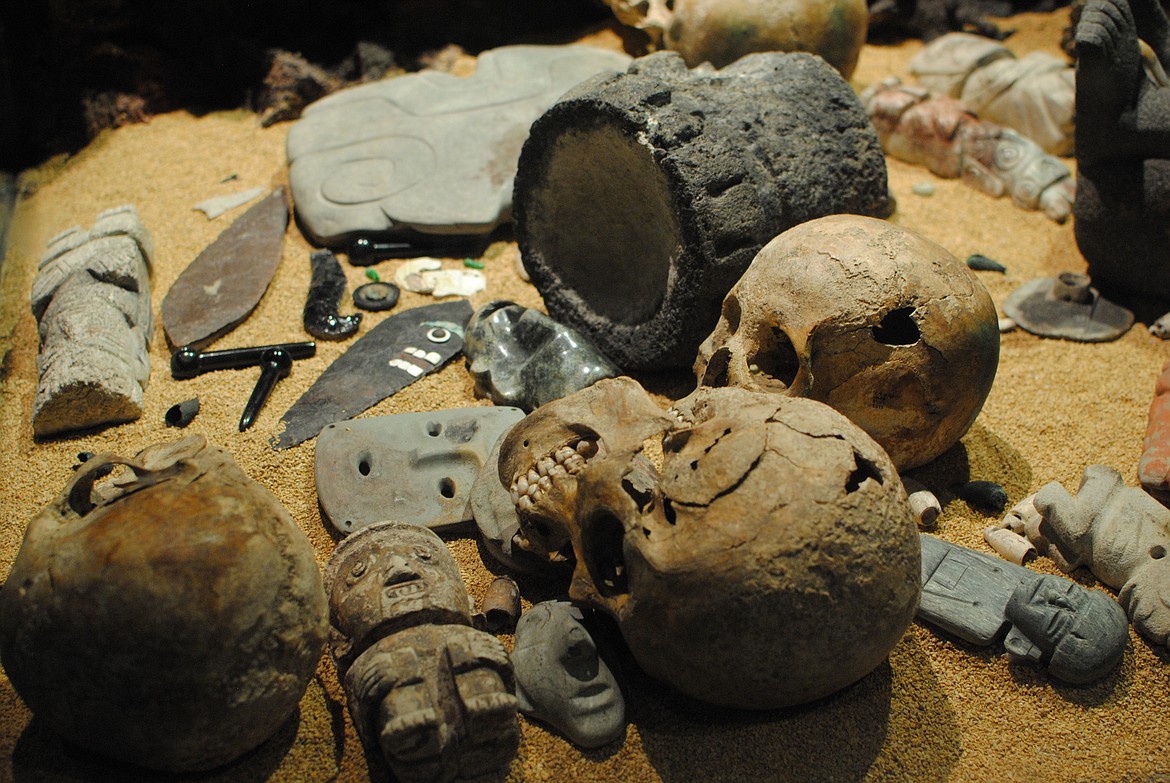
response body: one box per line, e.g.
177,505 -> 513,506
514,50 -> 892,370
497,379 -> 921,710
464,301 -> 621,412
691,214 -> 999,471
0,435 -> 328,772
1074,0 -> 1170,304
910,32 -> 1075,155
862,77 -> 1076,222
30,205 -> 153,437
918,535 -> 1128,684
512,601 -> 626,748
324,521 -> 520,783
1001,272 -> 1134,342
1035,464 -> 1170,645
600,0 -> 868,77
1140,358 -> 1170,499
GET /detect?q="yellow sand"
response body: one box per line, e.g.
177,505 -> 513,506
3,11 -> 1169,781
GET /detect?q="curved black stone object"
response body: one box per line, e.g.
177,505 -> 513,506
304,250 -> 362,340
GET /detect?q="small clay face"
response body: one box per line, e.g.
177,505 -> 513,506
1007,576 -> 1093,652
513,601 -> 625,748
693,214 -> 1000,470
326,521 -> 472,668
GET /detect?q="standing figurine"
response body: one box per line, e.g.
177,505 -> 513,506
324,522 -> 519,783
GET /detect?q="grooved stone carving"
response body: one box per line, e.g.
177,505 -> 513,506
30,205 -> 153,437
513,51 -> 892,370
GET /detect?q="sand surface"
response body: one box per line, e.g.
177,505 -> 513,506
3,11 -> 1170,782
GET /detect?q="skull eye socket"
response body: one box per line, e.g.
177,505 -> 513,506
747,325 -> 799,390
701,347 -> 731,387
581,510 -> 629,597
722,295 -> 741,334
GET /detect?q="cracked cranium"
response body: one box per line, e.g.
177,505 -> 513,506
600,0 -> 868,78
498,379 -> 921,709
694,214 -> 1000,471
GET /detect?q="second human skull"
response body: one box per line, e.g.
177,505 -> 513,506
498,379 -> 921,709
694,214 -> 1000,470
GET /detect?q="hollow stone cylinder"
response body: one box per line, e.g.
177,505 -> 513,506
513,51 -> 893,370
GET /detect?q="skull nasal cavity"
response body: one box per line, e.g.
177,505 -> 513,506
583,511 -> 629,597
873,307 -> 920,346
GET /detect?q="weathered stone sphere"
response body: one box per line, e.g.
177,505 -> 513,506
0,436 -> 328,772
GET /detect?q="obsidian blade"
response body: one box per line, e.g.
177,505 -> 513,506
273,300 -> 473,450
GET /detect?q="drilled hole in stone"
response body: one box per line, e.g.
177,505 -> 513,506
748,325 -> 799,390
873,307 -> 920,346
427,421 -> 442,436
583,510 -> 629,597
439,477 -> 456,498
358,456 -> 371,476
1152,545 -> 1166,560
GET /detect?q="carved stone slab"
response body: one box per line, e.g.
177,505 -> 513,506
315,406 -> 524,535
30,205 -> 153,437
287,45 -> 631,246
161,188 -> 289,349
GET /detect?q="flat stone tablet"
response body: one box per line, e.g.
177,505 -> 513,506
287,45 -> 631,246
315,406 -> 525,535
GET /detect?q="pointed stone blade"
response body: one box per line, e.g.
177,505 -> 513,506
274,299 -> 473,450
162,187 -> 289,349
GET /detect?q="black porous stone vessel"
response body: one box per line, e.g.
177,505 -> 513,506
513,50 -> 893,371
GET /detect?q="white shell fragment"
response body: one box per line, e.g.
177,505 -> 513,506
983,526 -> 1037,565
395,258 -> 486,297
903,477 -> 942,529
395,257 -> 443,292
193,187 -> 265,219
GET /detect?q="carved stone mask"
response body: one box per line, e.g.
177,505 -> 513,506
324,521 -> 474,673
499,381 -> 921,709
693,214 -> 1000,470
600,0 -> 868,78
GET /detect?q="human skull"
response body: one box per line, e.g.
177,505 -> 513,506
601,0 -> 868,78
694,214 -> 999,470
498,379 -> 921,709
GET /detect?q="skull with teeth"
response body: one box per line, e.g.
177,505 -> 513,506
498,379 -> 921,709
693,214 -> 1000,471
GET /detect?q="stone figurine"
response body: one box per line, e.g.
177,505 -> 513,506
0,435 -> 328,772
910,32 -> 1076,155
862,78 -> 1076,222
1074,0 -> 1170,303
324,521 -> 519,782
918,535 -> 1128,684
287,46 -> 631,247
1140,358 -> 1170,500
513,50 -> 892,370
600,0 -> 869,78
497,379 -> 921,710
464,300 -> 621,412
1035,464 -> 1170,645
692,215 -> 1000,471
512,601 -> 626,749
30,205 -> 153,437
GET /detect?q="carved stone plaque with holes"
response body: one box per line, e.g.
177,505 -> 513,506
315,407 -> 525,535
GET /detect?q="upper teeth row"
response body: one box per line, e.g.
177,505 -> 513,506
509,439 -> 598,512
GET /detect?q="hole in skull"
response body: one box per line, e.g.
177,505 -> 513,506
748,326 -> 799,390
1152,545 -> 1167,560
622,473 -> 656,514
873,307 -> 920,346
582,510 -> 629,597
358,455 -> 372,476
439,477 -> 456,498
846,451 -> 884,492
663,497 -> 677,525
701,347 -> 731,387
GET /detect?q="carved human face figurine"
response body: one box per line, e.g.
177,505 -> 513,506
1004,575 -> 1129,685
325,521 -> 473,671
499,379 -> 921,709
693,214 -> 1000,470
512,601 -> 625,748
